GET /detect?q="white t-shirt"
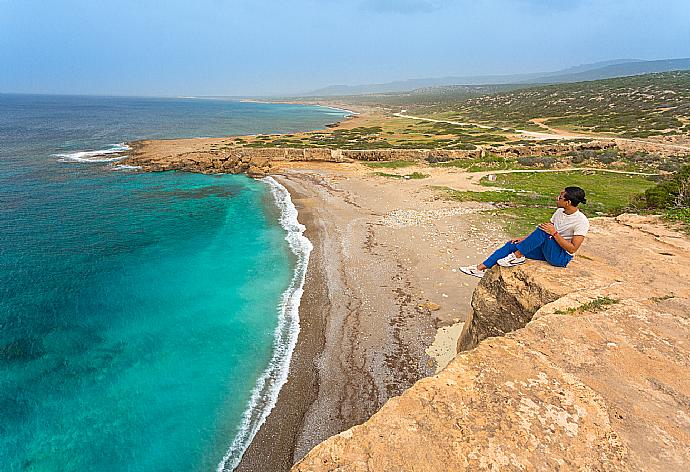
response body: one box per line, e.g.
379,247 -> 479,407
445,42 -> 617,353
550,208 -> 589,242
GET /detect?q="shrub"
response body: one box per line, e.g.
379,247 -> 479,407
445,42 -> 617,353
634,164 -> 690,209
595,150 -> 620,165
517,156 -> 557,168
571,154 -> 587,164
426,154 -> 453,163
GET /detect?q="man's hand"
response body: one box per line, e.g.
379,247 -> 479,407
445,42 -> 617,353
538,222 -> 557,236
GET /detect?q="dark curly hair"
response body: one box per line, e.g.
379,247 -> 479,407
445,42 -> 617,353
564,186 -> 587,206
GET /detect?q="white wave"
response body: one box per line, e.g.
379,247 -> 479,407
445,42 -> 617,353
318,105 -> 359,116
216,176 -> 313,472
112,164 -> 141,171
54,143 -> 130,163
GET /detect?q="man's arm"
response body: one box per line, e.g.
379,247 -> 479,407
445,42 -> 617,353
538,223 -> 585,254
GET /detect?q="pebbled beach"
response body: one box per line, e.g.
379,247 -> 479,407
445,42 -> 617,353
235,161 -> 508,470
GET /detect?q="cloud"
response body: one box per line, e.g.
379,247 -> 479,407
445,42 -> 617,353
359,0 -> 445,14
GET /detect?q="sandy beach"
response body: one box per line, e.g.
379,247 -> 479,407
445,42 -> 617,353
235,161 -> 508,470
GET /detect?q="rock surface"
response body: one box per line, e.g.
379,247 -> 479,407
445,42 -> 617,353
292,215 -> 690,471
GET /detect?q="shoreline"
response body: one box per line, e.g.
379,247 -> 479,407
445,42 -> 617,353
217,177 -> 313,471
239,98 -> 363,117
234,175 -> 330,471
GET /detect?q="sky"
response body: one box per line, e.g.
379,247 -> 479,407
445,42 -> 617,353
1,0 -> 689,96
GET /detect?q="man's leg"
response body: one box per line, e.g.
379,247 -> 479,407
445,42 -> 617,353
521,245 -> 547,261
541,237 -> 573,267
481,241 -> 518,269
514,228 -> 551,258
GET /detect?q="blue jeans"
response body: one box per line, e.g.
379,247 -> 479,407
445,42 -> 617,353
482,228 -> 573,269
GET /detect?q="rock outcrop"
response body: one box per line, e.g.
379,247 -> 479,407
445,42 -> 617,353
123,140 -> 621,176
292,215 -> 690,471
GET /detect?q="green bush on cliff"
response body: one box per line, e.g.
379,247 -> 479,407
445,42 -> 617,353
632,164 -> 690,209
630,163 -> 690,232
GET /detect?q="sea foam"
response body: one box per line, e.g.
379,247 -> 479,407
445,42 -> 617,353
319,105 -> 359,116
54,143 -> 130,162
112,164 -> 142,171
217,177 -> 313,472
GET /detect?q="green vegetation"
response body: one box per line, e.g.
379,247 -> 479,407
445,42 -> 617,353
236,73 -> 689,152
442,170 -> 658,234
566,148 -> 688,173
373,171 -> 428,179
231,116 -> 509,150
632,164 -> 690,208
664,208 -> 690,233
431,154 -> 518,172
293,84 -> 529,108
364,160 -> 416,169
426,147 -> 685,173
376,72 -> 690,139
481,171 -> 657,213
554,297 -> 620,316
629,164 -> 690,233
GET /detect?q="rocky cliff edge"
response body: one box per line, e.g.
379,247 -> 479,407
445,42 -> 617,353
292,214 -> 690,471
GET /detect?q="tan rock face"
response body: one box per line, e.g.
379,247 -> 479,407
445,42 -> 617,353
293,215 -> 690,471
123,140 -> 622,176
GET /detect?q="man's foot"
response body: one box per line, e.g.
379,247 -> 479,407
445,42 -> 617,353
460,265 -> 486,278
497,253 -> 526,267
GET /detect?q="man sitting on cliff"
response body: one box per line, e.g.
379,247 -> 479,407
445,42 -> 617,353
460,186 -> 589,278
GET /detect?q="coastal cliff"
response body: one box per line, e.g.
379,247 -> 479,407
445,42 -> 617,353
292,214 -> 690,471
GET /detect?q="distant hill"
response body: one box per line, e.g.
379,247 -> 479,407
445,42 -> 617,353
304,74 -> 546,96
528,58 -> 690,84
304,58 -> 690,96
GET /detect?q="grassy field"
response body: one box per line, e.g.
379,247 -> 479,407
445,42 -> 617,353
224,114 -> 510,150
442,170 -> 658,235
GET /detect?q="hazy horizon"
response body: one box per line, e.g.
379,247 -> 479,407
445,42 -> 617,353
2,0 -> 689,96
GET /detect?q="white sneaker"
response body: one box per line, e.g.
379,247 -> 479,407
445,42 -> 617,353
497,253 -> 526,267
460,265 -> 485,278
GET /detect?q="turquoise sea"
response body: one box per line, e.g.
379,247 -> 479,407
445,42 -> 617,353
0,95 -> 346,471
